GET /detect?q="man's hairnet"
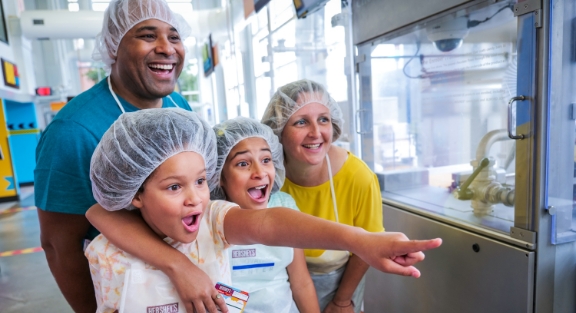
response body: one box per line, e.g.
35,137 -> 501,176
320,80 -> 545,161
93,0 -> 192,70
90,108 -> 216,211
261,79 -> 344,142
210,117 -> 285,200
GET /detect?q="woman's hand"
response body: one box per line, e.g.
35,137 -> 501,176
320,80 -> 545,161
323,300 -> 355,313
352,232 -> 442,278
166,257 -> 228,313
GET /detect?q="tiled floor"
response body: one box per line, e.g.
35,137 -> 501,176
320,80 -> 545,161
0,186 -> 72,313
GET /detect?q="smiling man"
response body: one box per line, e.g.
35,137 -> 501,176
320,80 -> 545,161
33,1 -> 224,312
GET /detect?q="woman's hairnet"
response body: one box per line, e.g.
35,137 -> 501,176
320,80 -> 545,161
90,108 -> 216,211
93,0 -> 192,70
210,117 -> 285,200
261,79 -> 344,142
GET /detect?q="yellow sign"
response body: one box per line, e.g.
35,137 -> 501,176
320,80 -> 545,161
0,99 -> 17,198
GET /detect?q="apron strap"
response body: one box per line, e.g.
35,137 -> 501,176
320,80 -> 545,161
108,76 -> 181,113
108,76 -> 125,114
326,153 -> 338,223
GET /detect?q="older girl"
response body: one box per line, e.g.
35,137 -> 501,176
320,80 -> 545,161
211,117 -> 319,313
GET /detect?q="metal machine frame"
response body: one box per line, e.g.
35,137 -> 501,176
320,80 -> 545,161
353,0 -> 575,311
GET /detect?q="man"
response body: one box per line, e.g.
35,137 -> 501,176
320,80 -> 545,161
34,1 -> 226,312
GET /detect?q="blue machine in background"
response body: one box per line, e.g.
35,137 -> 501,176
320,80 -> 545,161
4,99 -> 39,186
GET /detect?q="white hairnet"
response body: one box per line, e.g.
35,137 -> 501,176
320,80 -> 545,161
261,79 -> 344,142
93,0 -> 192,70
90,108 -> 216,211
210,117 -> 285,200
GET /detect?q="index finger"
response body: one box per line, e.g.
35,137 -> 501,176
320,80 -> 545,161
393,238 -> 442,256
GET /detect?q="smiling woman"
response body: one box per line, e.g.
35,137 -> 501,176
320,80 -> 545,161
262,79 -> 384,313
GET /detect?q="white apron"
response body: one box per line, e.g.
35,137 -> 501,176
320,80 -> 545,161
229,244 -> 298,313
307,154 -> 365,313
118,212 -> 229,312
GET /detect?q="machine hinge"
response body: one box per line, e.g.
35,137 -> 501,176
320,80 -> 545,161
510,226 -> 537,245
355,54 -> 366,73
571,104 -> 576,120
534,9 -> 542,28
513,0 -> 542,17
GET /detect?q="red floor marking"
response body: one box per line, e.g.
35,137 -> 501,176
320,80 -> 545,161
0,246 -> 44,258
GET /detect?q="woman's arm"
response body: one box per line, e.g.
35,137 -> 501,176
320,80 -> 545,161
286,248 -> 320,313
223,207 -> 441,277
323,254 -> 368,313
86,204 -> 228,313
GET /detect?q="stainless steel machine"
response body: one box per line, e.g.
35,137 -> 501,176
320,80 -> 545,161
351,0 -> 576,311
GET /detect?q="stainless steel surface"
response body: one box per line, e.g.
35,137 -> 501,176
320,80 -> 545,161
507,95 -> 527,139
536,0 -> 576,311
352,0 -> 473,45
358,43 -> 375,170
383,196 -> 535,249
364,204 -> 535,313
510,226 -> 537,243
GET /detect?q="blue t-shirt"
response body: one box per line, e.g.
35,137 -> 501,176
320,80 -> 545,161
34,78 -> 191,240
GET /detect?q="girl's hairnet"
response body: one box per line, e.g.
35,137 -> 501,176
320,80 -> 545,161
261,79 -> 344,142
210,117 -> 285,200
93,0 -> 192,70
90,108 -> 216,211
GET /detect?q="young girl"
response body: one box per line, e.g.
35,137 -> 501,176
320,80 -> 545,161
211,117 -> 319,313
85,108 -> 441,313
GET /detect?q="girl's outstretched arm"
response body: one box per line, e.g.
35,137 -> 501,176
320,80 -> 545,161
286,248 -> 320,313
223,207 -> 442,277
86,204 -> 229,313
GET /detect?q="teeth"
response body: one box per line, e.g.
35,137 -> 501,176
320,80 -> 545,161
303,144 -> 320,149
149,64 -> 173,70
255,185 -> 266,190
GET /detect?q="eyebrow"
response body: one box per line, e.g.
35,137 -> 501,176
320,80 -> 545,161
229,148 -> 271,160
158,168 -> 206,183
134,26 -> 178,33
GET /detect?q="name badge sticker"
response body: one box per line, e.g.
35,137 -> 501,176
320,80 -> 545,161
215,282 -> 249,313
232,249 -> 256,258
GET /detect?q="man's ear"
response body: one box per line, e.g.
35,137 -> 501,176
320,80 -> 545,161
132,192 -> 144,209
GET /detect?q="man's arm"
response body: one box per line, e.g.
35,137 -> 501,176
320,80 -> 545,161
37,209 -> 96,313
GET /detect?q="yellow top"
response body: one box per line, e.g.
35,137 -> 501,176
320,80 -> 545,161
282,152 -> 384,260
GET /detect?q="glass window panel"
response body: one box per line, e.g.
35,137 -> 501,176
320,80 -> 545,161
68,3 -> 79,11
269,0 -> 294,31
365,1 -> 518,233
547,0 -> 576,244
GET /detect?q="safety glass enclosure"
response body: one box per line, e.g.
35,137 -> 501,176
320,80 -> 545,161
547,0 -> 576,244
357,0 -> 537,239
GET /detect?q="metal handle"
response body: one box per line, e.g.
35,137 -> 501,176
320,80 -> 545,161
507,95 -> 526,140
453,157 -> 490,200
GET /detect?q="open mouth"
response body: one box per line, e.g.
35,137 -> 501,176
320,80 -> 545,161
247,184 -> 268,202
181,212 -> 201,233
302,143 -> 322,149
148,63 -> 175,74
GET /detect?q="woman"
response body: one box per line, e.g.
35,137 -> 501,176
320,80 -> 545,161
261,79 -> 384,313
